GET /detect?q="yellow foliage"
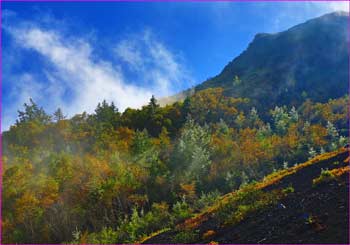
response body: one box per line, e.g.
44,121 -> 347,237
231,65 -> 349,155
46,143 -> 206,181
329,165 -> 350,177
179,148 -> 348,230
202,230 -> 216,239
180,182 -> 197,201
15,191 -> 41,223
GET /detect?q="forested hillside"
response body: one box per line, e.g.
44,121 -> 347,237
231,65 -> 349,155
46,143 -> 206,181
2,87 -> 348,243
2,11 -> 350,244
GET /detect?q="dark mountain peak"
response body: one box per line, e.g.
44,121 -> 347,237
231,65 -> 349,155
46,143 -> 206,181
252,11 -> 348,42
196,12 -> 349,111
253,11 -> 348,44
319,10 -> 349,18
253,32 -> 272,39
289,11 -> 348,32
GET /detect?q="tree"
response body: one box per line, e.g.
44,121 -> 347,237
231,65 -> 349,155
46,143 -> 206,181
4,85 -> 349,244
289,106 -> 299,123
233,75 -> 241,86
308,146 -> 317,159
234,112 -> 246,129
131,129 -> 152,156
216,119 -> 229,135
145,95 -> 163,136
326,121 -> 339,139
93,100 -> 120,129
271,106 -> 290,135
257,123 -> 272,140
148,95 -> 159,115
171,118 -> 212,184
16,98 -> 51,125
248,107 -> 261,128
53,108 -> 66,122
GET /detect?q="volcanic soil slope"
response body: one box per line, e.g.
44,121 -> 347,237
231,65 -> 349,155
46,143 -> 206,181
144,149 -> 350,244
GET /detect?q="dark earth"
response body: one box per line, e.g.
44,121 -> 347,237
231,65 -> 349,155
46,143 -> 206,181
145,150 -> 349,244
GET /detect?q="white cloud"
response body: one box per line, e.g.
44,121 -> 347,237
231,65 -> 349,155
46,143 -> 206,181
325,2 -> 349,12
114,29 -> 193,95
115,39 -> 143,70
3,20 -> 193,130
10,26 -> 152,114
257,2 -> 349,32
2,73 -> 44,131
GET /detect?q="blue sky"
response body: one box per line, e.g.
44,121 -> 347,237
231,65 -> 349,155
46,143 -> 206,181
2,1 -> 349,130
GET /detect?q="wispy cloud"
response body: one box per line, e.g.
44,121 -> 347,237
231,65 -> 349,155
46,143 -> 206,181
266,2 -> 349,32
2,73 -> 44,131
3,15 -> 193,130
114,29 -> 193,95
207,2 -> 348,33
325,2 -> 349,12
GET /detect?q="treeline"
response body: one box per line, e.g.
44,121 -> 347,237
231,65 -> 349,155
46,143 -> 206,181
2,88 -> 349,243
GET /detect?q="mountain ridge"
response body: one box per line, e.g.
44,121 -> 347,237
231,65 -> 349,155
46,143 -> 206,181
190,11 -> 349,111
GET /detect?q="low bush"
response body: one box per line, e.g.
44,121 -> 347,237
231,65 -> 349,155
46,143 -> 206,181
312,168 -> 335,186
172,199 -> 193,223
202,229 -> 216,240
282,186 -> 295,194
172,230 -> 199,243
214,186 -> 282,226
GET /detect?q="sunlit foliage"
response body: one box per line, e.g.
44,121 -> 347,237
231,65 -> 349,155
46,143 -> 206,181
2,90 -> 348,244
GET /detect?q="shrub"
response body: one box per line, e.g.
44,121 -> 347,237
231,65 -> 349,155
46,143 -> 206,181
172,199 -> 193,223
202,230 -> 216,240
172,230 -> 199,243
68,227 -> 119,244
312,168 -> 335,186
126,203 -> 173,243
142,202 -> 172,234
215,186 -> 282,226
193,190 -> 221,211
282,186 -> 295,194
85,227 -> 119,244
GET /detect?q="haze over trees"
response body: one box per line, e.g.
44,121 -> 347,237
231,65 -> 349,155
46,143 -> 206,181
2,11 -> 349,244
3,88 -> 348,243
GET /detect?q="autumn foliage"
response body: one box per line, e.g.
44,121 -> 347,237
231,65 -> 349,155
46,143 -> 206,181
2,89 -> 349,243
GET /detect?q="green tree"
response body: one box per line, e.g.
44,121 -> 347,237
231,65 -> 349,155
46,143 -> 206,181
53,108 -> 66,122
148,95 -> 159,115
248,107 -> 261,128
132,129 -> 152,156
171,118 -> 212,183
16,98 -> 51,125
289,106 -> 299,123
271,106 -> 289,135
93,100 -> 120,129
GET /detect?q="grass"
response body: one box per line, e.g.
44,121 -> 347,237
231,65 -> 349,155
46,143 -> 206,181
141,148 -> 349,243
282,186 -> 295,194
214,187 -> 284,226
313,165 -> 350,186
312,169 -> 335,186
178,148 -> 347,231
172,230 -> 199,243
137,227 -> 171,244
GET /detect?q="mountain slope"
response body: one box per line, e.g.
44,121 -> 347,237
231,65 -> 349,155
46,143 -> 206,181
196,11 -> 349,111
143,148 -> 349,244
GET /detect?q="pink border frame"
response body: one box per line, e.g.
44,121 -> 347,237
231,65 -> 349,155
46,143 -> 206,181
0,0 -> 349,244
0,0 -> 348,2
